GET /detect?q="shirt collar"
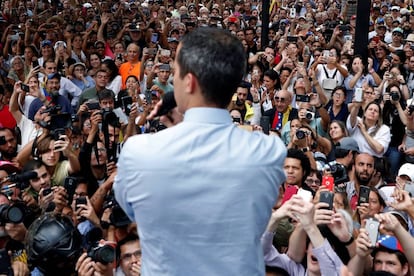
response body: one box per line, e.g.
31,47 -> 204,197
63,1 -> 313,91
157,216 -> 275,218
184,107 -> 232,124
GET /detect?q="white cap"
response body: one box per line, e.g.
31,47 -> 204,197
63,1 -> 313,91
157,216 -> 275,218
398,163 -> 414,181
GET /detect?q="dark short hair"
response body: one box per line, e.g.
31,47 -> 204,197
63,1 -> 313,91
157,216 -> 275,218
177,27 -> 245,108
98,89 -> 115,102
287,148 -> 311,182
116,233 -> 139,265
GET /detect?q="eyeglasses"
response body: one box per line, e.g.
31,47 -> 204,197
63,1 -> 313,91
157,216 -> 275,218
93,148 -> 106,153
393,32 -> 403,36
305,179 -> 321,185
96,46 -> 105,49
275,97 -> 286,102
365,91 -> 375,95
121,250 -> 141,261
333,92 -> 344,97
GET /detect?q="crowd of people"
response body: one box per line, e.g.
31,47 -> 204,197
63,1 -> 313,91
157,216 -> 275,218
1,0 -> 414,275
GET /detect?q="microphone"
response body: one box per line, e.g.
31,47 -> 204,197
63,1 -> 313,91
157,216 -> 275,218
0,171 -> 38,185
155,92 -> 177,117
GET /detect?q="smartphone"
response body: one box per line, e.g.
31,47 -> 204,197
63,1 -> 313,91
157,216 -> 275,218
32,60 -> 39,68
121,96 -> 133,116
323,50 -> 330,60
151,33 -> 158,43
366,218 -> 380,247
295,94 -> 310,102
145,90 -> 152,104
116,53 -> 123,61
148,48 -> 157,55
260,116 -> 270,135
42,187 -> 52,196
161,49 -> 171,57
152,11 -> 158,18
21,83 -> 30,92
297,188 -> 313,202
287,35 -> 298,42
282,185 -> 298,204
10,34 -> 19,41
372,36 -> 380,43
319,191 -> 334,210
322,176 -> 334,192
86,102 -> 100,110
358,185 -> 370,205
64,176 -> 77,205
354,87 -> 364,102
75,196 -> 87,210
289,7 -> 296,18
339,25 -> 349,32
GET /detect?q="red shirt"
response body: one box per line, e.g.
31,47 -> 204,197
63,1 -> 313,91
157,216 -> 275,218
0,105 -> 17,129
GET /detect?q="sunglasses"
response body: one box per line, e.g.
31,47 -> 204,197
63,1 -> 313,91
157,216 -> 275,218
275,96 -> 286,102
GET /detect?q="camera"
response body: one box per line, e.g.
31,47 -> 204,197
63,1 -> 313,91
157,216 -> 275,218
103,192 -> 131,227
0,204 -> 25,225
324,161 -> 349,185
305,111 -> 315,120
87,243 -> 115,264
295,129 -> 309,139
408,105 -> 414,115
390,92 -> 400,101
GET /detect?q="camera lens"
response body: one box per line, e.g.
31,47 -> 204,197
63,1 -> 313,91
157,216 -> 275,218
306,112 -> 313,120
391,92 -> 400,101
296,130 -> 305,139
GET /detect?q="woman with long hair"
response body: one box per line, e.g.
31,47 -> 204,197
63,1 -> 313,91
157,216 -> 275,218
347,101 -> 391,157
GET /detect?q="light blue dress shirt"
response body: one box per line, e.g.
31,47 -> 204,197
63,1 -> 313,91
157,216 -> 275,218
114,107 -> 286,276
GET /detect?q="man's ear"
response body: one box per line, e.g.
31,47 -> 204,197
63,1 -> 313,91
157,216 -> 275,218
185,73 -> 199,95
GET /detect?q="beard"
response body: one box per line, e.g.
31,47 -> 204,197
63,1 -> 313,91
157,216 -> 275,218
355,170 -> 372,186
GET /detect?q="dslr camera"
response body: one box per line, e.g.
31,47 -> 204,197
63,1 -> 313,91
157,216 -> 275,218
0,204 -> 25,225
390,92 -> 400,101
325,161 -> 349,185
87,242 -> 115,264
295,129 -> 309,140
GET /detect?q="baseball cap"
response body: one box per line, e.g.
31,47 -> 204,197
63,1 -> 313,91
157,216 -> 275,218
397,163 -> 414,181
391,6 -> 400,11
383,207 -> 409,229
53,41 -> 67,51
28,98 -> 45,121
376,235 -> 403,253
47,72 -> 61,80
392,27 -> 403,34
41,40 -> 52,48
0,161 -> 20,174
336,137 -> 360,153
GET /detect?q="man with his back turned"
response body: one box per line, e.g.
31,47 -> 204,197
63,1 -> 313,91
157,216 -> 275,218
114,27 -> 286,275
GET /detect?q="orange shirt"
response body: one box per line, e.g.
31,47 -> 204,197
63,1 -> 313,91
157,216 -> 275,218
119,61 -> 141,89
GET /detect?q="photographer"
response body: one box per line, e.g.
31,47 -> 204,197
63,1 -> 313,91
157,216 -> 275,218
382,82 -> 407,178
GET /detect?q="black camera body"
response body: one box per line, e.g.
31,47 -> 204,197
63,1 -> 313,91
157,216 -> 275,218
390,92 -> 400,101
87,243 -> 115,264
325,161 -> 349,185
296,129 -> 308,140
0,204 -> 25,225
409,105 -> 414,115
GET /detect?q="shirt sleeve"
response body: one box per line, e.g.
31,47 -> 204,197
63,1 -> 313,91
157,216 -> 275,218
372,125 -> 391,154
312,239 -> 343,276
261,231 -> 306,275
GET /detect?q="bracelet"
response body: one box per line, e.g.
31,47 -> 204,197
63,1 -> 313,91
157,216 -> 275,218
343,236 -> 354,246
315,104 -> 323,109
